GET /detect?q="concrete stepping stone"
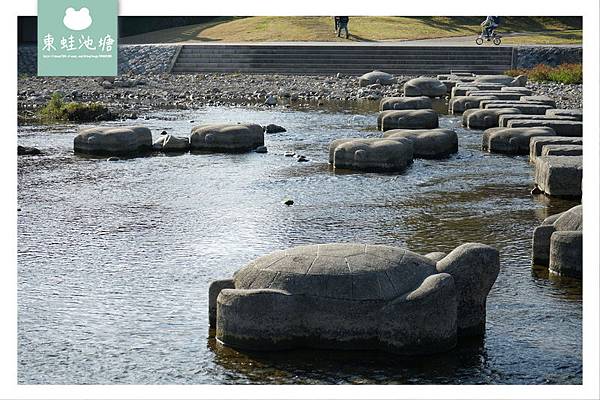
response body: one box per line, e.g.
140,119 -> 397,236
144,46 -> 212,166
449,96 -> 498,114
541,144 -> 582,157
506,119 -> 582,137
383,128 -> 458,159
482,127 -> 556,155
378,109 -> 439,131
328,138 -> 414,172
462,108 -> 520,129
529,136 -> 583,162
520,95 -> 557,108
379,96 -> 432,111
546,109 -> 583,121
404,77 -> 447,97
534,156 -> 582,197
484,103 -> 552,115
190,123 -> 264,152
74,125 -> 152,156
466,91 -> 524,101
499,114 -> 579,128
532,205 -> 582,278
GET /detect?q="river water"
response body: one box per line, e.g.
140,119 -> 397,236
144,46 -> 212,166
17,101 -> 581,384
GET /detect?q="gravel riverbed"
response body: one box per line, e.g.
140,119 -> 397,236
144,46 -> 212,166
17,73 -> 582,121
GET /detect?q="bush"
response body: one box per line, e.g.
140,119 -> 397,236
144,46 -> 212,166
38,92 -> 116,122
505,63 -> 582,84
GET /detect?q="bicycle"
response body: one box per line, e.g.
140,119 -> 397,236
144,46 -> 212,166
476,28 -> 502,45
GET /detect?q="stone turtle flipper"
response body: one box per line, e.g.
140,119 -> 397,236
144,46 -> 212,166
208,279 -> 235,328
378,273 -> 457,355
436,243 -> 500,337
216,288 -> 301,351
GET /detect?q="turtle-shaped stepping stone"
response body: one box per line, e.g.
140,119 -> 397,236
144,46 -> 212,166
209,242 -> 500,355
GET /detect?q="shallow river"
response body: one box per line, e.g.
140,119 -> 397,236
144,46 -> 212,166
17,101 -> 581,384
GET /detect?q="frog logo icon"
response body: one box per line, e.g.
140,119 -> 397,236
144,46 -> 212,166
63,7 -> 93,31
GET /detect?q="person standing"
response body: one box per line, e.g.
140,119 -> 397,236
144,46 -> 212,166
333,16 -> 340,33
337,16 -> 349,39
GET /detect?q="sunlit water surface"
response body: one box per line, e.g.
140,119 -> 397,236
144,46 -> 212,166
18,102 -> 581,384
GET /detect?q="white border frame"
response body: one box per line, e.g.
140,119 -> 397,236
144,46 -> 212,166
2,1 -> 598,399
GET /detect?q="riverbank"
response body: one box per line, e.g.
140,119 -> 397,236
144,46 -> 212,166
17,73 -> 583,123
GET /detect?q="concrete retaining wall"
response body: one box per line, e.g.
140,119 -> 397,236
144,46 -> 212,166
514,46 -> 582,69
18,44 -> 180,75
18,44 -> 582,76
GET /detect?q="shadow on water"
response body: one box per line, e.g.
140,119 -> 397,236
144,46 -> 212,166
207,336 -> 487,384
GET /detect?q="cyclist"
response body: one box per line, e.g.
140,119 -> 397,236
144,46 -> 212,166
481,16 -> 500,40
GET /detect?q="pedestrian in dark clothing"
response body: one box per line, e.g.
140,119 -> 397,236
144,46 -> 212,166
333,16 -> 340,33
337,16 -> 349,38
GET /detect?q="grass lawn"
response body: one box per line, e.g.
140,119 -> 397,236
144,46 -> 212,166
194,16 -> 581,44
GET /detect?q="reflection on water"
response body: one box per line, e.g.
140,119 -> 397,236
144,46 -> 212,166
17,103 -> 581,384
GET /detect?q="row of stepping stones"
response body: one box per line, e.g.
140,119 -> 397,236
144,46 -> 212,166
437,72 -> 583,199
73,124 -> 267,155
441,73 -> 583,278
330,95 -> 458,172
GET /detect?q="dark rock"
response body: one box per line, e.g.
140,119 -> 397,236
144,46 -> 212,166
17,145 -> 41,156
264,124 -> 287,134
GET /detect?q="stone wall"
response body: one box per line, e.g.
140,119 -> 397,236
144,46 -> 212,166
18,44 -> 180,76
514,46 -> 582,69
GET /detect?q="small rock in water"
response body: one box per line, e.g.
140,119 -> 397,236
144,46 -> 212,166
284,151 -> 296,157
107,157 -> 120,162
255,146 -> 268,153
160,130 -> 168,135
283,198 -> 294,206
297,155 -> 309,162
264,124 -> 287,134
17,145 -> 41,156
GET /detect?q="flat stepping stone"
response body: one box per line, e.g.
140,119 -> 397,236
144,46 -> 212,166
328,138 -> 414,172
507,119 -> 582,137
500,86 -> 534,95
378,109 -> 439,131
466,91 -> 524,101
209,242 -> 500,354
74,125 -> 152,156
484,103 -> 552,115
462,108 -> 520,129
541,144 -> 582,157
379,96 -> 432,111
519,95 -> 557,108
529,136 -> 583,162
534,155 -> 582,197
383,128 -> 458,159
404,77 -> 447,97
152,134 -> 190,152
532,205 -> 582,278
499,114 -> 579,127
546,109 -> 583,121
479,99 -> 553,109
482,127 -> 556,155
452,83 -> 504,97
449,96 -> 498,114
190,123 -> 264,152
473,74 -> 527,86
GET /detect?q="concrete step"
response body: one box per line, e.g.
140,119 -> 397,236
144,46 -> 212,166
171,44 -> 515,75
